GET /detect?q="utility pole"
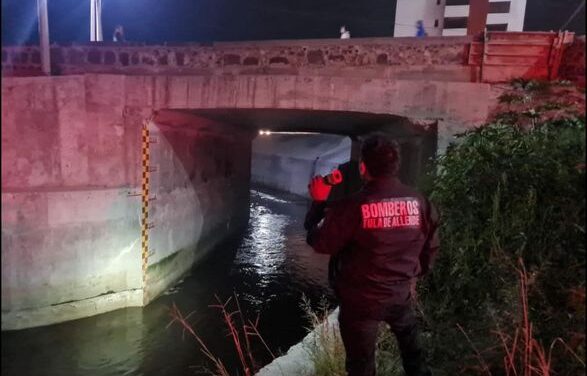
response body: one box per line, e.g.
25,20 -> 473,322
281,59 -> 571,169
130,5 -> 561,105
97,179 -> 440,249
90,0 -> 103,41
37,0 -> 51,75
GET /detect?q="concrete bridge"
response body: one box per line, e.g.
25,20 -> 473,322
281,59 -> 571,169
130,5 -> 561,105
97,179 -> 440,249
1,32 -> 584,330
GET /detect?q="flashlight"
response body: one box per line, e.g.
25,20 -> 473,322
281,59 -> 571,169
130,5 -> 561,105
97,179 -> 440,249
322,169 -> 343,186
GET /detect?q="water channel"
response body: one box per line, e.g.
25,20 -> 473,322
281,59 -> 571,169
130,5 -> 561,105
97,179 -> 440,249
2,187 -> 336,376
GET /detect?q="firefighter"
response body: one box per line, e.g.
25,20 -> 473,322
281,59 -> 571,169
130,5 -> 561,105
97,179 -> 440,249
304,134 -> 439,376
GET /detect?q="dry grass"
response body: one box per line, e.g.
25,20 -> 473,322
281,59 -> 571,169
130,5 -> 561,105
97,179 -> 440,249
167,293 -> 274,376
300,295 -> 402,376
300,295 -> 346,376
458,258 -> 585,376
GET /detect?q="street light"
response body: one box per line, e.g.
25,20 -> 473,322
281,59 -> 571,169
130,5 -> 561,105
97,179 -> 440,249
90,0 -> 103,41
35,0 -> 102,76
37,0 -> 50,75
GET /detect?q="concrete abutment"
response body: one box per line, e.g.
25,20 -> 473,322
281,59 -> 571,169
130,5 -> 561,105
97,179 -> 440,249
1,76 -> 255,330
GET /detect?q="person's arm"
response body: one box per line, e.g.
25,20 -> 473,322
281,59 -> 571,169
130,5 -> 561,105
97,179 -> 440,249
304,201 -> 327,231
419,199 -> 440,276
305,176 -> 358,255
306,201 -> 358,255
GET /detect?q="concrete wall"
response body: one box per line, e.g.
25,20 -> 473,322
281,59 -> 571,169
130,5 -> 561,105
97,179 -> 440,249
119,74 -> 491,153
1,75 -> 144,330
1,76 -> 253,329
252,134 -> 351,197
144,112 -> 253,302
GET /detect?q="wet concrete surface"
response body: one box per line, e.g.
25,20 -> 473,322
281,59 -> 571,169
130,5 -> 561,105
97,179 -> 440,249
2,187 -> 336,376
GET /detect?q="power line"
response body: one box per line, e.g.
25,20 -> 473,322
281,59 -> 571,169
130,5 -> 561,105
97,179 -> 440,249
559,0 -> 585,30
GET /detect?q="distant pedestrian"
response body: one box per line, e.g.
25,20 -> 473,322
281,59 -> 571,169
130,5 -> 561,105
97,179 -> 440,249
113,25 -> 125,42
416,20 -> 427,37
340,25 -> 351,39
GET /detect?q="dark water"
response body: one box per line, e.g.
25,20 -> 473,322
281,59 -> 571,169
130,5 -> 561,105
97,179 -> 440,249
2,188 -> 336,376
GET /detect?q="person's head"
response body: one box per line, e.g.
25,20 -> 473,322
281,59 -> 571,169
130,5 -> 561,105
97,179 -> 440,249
340,25 -> 347,33
115,25 -> 124,34
359,134 -> 401,180
416,20 -> 423,27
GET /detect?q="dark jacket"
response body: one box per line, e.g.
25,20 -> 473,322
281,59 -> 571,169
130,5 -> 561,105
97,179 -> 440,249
304,177 -> 439,301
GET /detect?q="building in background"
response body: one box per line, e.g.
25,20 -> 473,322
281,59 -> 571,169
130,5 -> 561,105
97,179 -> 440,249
393,0 -> 528,37
394,0 -> 446,37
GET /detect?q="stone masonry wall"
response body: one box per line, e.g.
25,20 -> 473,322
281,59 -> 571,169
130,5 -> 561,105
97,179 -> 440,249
2,37 -> 474,81
3,33 -> 580,84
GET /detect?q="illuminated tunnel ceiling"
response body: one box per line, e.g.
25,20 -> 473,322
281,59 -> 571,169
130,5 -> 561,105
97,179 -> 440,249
168,108 -> 435,138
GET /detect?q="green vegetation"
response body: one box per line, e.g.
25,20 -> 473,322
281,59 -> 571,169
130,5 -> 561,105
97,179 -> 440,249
420,116 -> 586,375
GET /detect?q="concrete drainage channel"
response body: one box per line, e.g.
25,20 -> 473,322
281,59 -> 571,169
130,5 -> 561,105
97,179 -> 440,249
255,307 -> 340,376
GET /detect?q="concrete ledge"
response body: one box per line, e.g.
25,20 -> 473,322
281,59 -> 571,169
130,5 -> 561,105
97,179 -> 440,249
1,288 -> 143,331
256,308 -> 340,376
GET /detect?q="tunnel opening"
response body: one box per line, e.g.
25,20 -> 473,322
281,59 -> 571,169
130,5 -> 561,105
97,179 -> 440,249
184,108 -> 439,195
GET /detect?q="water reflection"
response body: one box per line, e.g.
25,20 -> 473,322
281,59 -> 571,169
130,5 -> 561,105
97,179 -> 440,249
2,188 -> 335,376
237,196 -> 288,289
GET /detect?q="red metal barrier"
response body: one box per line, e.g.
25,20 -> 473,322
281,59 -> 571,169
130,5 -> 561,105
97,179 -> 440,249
468,31 -> 575,83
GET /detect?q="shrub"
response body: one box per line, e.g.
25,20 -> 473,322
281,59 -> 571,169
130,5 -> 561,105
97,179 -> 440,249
420,117 -> 586,374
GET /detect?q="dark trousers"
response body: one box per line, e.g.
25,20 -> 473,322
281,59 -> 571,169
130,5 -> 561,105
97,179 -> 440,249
337,286 -> 431,376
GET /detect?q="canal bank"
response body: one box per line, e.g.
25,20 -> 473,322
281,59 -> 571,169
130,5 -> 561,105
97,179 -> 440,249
2,187 -> 336,376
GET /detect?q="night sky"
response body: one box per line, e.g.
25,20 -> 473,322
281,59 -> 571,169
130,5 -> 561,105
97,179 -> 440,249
1,0 -> 585,46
